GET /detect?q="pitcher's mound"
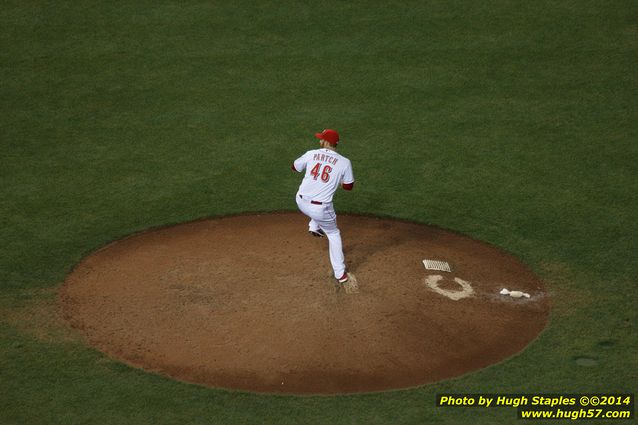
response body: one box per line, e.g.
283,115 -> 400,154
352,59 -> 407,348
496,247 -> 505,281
60,213 -> 549,394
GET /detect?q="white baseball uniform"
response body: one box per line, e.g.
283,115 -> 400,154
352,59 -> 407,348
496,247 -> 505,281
293,148 -> 355,279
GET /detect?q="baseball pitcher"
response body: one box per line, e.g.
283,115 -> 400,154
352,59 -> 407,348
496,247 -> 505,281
291,129 -> 354,283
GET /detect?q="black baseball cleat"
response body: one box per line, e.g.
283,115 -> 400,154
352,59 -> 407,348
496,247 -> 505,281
309,229 -> 326,238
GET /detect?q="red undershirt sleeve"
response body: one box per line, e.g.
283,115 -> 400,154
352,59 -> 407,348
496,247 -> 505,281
342,182 -> 354,191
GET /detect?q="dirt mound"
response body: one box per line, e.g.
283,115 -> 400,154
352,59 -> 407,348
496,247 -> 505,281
60,213 -> 549,394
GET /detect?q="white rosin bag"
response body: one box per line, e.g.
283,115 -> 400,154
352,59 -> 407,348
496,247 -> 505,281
500,288 -> 530,298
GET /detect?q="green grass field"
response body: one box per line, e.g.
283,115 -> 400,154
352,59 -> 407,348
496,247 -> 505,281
1,1 -> 636,423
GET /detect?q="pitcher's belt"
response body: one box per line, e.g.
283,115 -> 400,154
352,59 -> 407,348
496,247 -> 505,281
299,195 -> 322,205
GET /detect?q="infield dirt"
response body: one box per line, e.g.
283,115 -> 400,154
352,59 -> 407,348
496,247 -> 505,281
59,213 -> 549,394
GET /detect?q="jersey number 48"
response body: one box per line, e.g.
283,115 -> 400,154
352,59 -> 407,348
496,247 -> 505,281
310,164 -> 332,182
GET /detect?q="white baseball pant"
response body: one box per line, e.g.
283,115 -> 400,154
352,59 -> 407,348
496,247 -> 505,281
296,195 -> 346,279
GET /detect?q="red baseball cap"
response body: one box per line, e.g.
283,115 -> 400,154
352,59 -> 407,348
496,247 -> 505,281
314,129 -> 340,145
